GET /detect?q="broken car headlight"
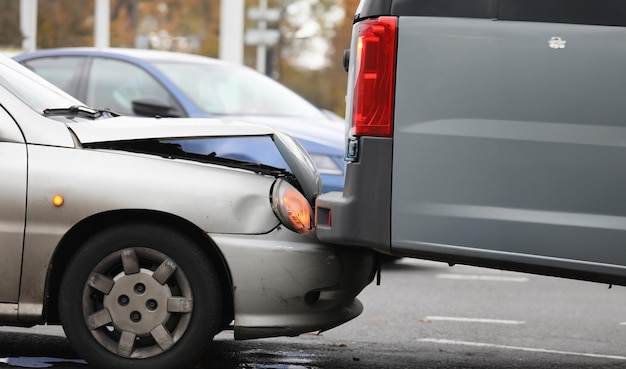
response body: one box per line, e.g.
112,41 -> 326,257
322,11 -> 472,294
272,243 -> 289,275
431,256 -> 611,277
271,179 -> 313,235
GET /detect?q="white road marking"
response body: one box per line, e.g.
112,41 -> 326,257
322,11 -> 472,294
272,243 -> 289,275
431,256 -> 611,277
418,338 -> 626,360
424,316 -> 525,325
437,274 -> 529,282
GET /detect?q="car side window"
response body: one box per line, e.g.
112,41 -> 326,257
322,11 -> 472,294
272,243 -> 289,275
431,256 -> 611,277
20,56 -> 83,96
86,58 -> 175,116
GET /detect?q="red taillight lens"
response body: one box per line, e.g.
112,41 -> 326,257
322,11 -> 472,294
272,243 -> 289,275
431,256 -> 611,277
351,16 -> 397,138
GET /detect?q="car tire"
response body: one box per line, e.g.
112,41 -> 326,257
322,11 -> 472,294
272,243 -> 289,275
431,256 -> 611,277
59,223 -> 221,369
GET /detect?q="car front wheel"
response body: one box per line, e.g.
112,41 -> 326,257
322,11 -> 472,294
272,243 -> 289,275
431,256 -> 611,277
59,223 -> 221,369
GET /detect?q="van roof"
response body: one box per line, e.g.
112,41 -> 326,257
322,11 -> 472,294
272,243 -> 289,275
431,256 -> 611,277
356,0 -> 626,27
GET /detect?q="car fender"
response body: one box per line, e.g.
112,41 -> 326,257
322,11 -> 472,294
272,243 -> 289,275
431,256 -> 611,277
18,145 -> 279,321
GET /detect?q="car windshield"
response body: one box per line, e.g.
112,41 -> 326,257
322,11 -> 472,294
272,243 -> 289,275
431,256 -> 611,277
151,61 -> 327,119
0,56 -> 82,113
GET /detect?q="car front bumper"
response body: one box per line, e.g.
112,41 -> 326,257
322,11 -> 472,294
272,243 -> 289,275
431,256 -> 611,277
209,227 -> 377,340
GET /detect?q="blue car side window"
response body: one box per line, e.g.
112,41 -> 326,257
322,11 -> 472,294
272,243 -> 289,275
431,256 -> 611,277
87,58 -> 175,116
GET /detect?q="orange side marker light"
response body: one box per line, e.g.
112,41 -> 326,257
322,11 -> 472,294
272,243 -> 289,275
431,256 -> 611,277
52,195 -> 65,207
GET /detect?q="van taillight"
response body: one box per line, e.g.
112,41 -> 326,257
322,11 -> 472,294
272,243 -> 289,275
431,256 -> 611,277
351,16 -> 397,138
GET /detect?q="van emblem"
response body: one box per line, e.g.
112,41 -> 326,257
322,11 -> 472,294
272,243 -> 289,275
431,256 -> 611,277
548,37 -> 566,49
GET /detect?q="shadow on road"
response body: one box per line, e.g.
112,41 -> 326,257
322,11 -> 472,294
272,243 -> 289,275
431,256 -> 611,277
380,259 -> 448,273
0,330 -> 85,368
0,330 -> 337,369
0,329 -> 361,369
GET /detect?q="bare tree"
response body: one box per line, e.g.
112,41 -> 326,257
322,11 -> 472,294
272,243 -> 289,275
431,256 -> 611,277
112,0 -> 140,29
0,0 -> 22,48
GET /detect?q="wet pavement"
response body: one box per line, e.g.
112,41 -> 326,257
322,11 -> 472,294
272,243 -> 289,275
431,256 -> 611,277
3,259 -> 626,368
3,327 -> 626,369
0,329 -> 367,369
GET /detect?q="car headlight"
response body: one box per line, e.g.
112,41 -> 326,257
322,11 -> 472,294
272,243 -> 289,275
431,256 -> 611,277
308,154 -> 344,175
271,179 -> 314,234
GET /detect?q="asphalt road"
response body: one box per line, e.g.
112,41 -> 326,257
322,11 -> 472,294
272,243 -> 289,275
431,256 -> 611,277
2,258 -> 626,368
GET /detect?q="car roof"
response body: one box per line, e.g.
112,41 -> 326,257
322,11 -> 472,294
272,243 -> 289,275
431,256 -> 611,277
14,47 -> 243,69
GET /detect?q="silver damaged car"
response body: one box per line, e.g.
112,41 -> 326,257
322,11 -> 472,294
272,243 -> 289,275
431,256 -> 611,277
0,53 -> 376,369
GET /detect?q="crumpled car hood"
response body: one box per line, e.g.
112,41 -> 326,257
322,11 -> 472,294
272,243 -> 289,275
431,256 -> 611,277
68,117 -> 276,142
67,116 -> 322,203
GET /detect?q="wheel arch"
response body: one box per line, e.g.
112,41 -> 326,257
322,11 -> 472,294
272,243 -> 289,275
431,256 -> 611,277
44,209 -> 234,327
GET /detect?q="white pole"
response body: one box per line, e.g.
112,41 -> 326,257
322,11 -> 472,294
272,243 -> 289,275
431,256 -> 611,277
20,0 -> 37,52
94,0 -> 110,48
219,0 -> 244,64
256,0 -> 267,74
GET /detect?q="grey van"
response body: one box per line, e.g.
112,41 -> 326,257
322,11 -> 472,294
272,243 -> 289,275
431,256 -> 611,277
315,0 -> 626,285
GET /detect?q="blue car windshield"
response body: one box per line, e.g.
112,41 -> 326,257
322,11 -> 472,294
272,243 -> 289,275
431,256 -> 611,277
151,61 -> 327,120
0,56 -> 82,113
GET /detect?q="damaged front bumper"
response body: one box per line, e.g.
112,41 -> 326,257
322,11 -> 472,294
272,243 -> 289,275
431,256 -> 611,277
209,227 -> 377,340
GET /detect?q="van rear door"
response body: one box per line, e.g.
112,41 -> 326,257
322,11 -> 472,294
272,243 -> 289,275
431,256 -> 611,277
392,17 -> 626,277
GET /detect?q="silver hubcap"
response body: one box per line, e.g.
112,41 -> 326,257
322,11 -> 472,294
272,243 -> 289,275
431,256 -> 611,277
82,248 -> 193,359
103,269 -> 171,335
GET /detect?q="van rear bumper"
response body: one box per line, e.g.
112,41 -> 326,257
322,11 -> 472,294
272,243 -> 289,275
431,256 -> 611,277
315,137 -> 393,254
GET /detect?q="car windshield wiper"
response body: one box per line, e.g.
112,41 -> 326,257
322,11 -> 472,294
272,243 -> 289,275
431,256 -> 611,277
87,139 -> 292,177
43,105 -> 120,120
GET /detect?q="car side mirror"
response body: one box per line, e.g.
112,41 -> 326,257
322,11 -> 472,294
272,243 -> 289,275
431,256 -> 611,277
131,97 -> 183,118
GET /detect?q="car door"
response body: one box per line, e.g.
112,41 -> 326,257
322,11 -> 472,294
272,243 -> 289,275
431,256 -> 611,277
0,105 -> 26,303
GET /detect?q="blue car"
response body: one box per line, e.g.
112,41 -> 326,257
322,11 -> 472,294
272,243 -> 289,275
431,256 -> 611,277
14,48 -> 345,193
